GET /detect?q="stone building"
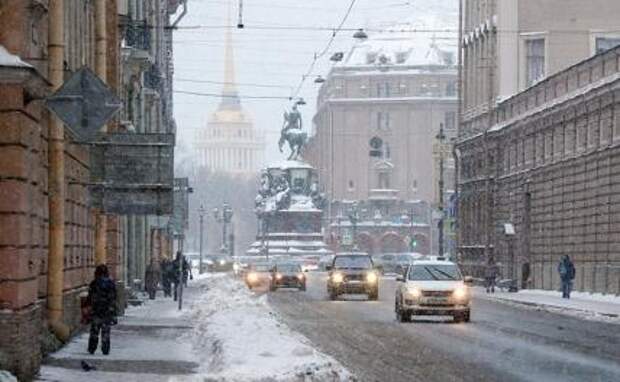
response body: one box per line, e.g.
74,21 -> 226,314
306,30 -> 458,255
0,0 -> 186,379
194,21 -> 266,176
457,0 -> 620,293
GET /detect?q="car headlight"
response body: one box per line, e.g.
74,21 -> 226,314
453,286 -> 468,301
219,259 -> 226,265
276,273 -> 283,280
233,263 -> 239,271
366,272 -> 378,284
331,272 -> 344,283
247,273 -> 258,283
297,273 -> 305,280
406,287 -> 422,299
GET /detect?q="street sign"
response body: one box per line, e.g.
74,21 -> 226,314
46,66 -> 122,141
89,133 -> 174,215
170,178 -> 190,234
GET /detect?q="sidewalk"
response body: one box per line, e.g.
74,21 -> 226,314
475,287 -> 620,323
38,289 -> 200,382
37,274 -> 352,382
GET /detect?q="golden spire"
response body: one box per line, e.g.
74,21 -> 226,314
220,1 -> 240,109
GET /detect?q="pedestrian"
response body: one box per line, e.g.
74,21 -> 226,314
87,264 -> 117,355
161,259 -> 172,297
183,255 -> 193,287
144,258 -> 161,300
484,256 -> 499,293
558,255 -> 576,299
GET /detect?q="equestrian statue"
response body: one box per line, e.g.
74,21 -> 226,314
278,103 -> 307,160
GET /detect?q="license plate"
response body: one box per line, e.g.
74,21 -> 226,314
347,280 -> 362,284
426,297 -> 448,305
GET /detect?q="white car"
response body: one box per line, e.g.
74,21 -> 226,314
395,260 -> 472,323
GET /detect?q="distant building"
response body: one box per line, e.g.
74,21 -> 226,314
194,23 -> 265,176
307,30 -> 458,255
457,0 -> 620,294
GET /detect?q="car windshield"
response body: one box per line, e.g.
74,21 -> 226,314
334,256 -> 372,269
408,264 -> 462,281
276,264 -> 300,273
396,254 -> 412,261
253,264 -> 272,272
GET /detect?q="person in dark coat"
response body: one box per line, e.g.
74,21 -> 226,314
173,251 -> 193,300
484,256 -> 500,293
161,259 -> 172,297
87,264 -> 117,355
144,259 -> 161,300
558,255 -> 576,298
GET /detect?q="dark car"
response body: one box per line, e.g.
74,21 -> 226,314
270,263 -> 306,291
326,253 -> 379,301
207,256 -> 234,272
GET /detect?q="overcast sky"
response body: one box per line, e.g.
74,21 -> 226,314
173,0 -> 458,166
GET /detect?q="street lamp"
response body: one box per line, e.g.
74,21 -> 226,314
213,202 -> 234,256
348,202 -> 360,251
353,28 -> 368,40
198,204 -> 206,274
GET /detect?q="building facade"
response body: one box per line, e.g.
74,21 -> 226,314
194,24 -> 265,176
307,31 -> 458,255
0,1 -> 186,379
457,0 -> 620,294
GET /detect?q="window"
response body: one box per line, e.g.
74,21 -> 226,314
525,38 -> 545,87
348,180 -> 355,191
376,111 -> 390,131
446,81 -> 457,97
595,37 -> 620,54
444,111 -> 457,131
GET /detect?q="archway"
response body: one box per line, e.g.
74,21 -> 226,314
380,231 -> 407,253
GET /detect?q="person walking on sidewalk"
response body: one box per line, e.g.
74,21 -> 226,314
87,264 -> 117,355
145,258 -> 161,300
558,255 -> 576,299
484,256 -> 500,293
161,258 -> 173,297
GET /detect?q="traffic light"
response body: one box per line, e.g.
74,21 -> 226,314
410,238 -> 418,250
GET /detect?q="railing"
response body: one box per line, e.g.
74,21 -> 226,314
494,45 -> 620,126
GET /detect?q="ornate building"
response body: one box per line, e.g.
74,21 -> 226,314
194,22 -> 265,175
306,29 -> 458,255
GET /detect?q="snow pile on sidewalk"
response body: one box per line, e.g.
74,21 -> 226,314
185,274 -> 353,381
476,287 -> 620,323
0,371 -> 17,382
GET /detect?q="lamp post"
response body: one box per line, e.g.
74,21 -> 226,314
198,204 -> 206,274
213,202 -> 234,256
436,123 -> 446,258
348,202 -> 360,251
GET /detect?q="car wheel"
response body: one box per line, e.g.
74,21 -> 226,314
300,284 -> 306,291
329,291 -> 338,301
368,290 -> 379,301
397,308 -> 410,323
463,311 -> 471,323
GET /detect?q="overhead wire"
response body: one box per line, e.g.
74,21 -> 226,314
291,0 -> 358,99
175,78 -> 293,90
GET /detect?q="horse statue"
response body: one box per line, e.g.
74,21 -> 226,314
278,104 -> 307,160
279,129 -> 307,160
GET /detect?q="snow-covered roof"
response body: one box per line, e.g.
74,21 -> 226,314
338,26 -> 457,71
0,45 -> 32,68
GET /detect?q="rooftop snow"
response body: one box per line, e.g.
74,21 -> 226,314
267,159 -> 314,170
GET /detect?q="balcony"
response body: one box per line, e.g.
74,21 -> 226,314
368,189 -> 399,201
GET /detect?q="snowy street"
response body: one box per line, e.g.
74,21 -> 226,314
269,273 -> 620,382
37,274 -> 351,382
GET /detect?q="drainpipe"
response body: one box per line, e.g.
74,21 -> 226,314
47,0 -> 70,341
94,0 -> 107,265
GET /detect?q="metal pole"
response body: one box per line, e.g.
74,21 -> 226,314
47,0 -> 70,341
178,237 -> 184,310
199,212 -> 204,274
94,0 -> 108,266
438,123 -> 445,258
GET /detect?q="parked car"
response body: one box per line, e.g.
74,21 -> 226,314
395,259 -> 472,323
326,253 -> 379,301
207,256 -> 234,272
270,263 -> 306,291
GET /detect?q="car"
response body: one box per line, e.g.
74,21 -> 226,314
372,253 -> 396,274
395,259 -> 472,323
318,254 -> 335,271
207,256 -> 234,272
245,263 -> 273,289
326,253 -> 379,301
270,263 -> 306,291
